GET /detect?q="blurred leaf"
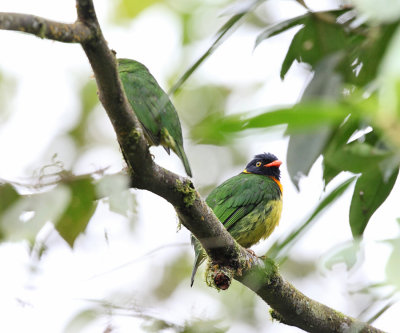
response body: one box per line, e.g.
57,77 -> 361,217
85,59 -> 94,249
141,312 -> 227,333
64,308 -> 102,333
96,173 -> 135,218
323,116 -> 361,185
69,80 -> 98,146
245,103 -> 347,130
170,0 -> 262,94
112,0 -> 160,22
0,70 -> 16,123
385,238 -> 400,289
0,183 -> 20,214
142,318 -> 178,332
325,141 -> 393,174
153,253 -> 192,300
0,183 -> 20,240
286,54 -> 345,189
350,167 -> 399,237
0,186 -> 70,243
338,22 -> 400,86
279,11 -> 352,79
178,84 -> 231,145
279,257 -> 317,278
191,100 -> 351,145
286,128 -> 331,190
256,8 -> 398,88
255,13 -> 309,47
55,177 -> 97,247
219,283 -> 257,326
181,319 -> 228,333
367,300 -> 396,325
255,9 -> 354,50
322,239 -> 362,271
268,176 -> 356,260
191,112 -> 244,145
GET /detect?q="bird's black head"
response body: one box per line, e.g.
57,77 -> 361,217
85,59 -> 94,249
243,153 -> 282,179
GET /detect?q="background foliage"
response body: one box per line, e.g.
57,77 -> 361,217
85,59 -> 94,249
1,0 -> 400,332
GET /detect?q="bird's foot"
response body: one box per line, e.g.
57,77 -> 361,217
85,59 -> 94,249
245,248 -> 257,257
244,248 -> 257,268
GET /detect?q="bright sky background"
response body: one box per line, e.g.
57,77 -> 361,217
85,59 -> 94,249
0,1 -> 399,332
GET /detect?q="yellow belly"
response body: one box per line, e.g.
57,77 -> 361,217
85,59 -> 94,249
233,198 -> 283,248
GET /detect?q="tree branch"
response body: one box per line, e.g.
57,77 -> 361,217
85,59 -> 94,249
236,261 -> 385,333
0,12 -> 92,43
0,3 -> 386,333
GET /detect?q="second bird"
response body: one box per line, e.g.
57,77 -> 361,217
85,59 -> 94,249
191,153 -> 283,286
118,58 -> 192,177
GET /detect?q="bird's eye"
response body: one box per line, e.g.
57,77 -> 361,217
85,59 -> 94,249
256,161 -> 262,167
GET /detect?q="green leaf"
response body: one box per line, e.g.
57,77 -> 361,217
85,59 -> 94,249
0,70 -> 16,123
280,12 -> 351,79
0,183 -> 20,240
153,253 -> 192,300
69,80 -> 98,146
112,0 -> 160,22
170,0 -> 262,95
338,22 -> 400,86
64,308 -> 103,333
255,13 -> 309,47
325,141 -> 393,174
96,173 -> 135,217
385,238 -> 400,290
286,54 -> 345,189
268,177 -> 356,260
255,9 -> 354,50
350,167 -> 399,237
322,239 -> 362,271
55,177 -> 97,247
0,186 -> 70,243
0,183 -> 20,214
245,103 -> 346,130
191,99 -> 350,145
322,116 -> 360,185
190,111 -> 244,145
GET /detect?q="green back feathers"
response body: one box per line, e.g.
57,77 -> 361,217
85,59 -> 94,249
117,58 -> 192,177
191,171 -> 282,286
206,173 -> 281,235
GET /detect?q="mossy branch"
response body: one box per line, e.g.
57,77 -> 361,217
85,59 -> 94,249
0,2 -> 386,333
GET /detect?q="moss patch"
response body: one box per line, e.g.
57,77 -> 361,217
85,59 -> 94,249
128,128 -> 141,144
175,179 -> 196,207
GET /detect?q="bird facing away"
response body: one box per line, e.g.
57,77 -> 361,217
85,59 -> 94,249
117,58 -> 192,177
191,153 -> 283,286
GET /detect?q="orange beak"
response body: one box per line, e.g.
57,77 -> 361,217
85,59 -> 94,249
264,160 -> 282,168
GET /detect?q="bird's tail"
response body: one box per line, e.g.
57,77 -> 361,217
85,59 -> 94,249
160,128 -> 192,177
191,235 -> 206,287
174,143 -> 192,178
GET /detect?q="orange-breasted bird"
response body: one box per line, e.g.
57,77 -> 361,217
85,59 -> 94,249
191,153 -> 283,286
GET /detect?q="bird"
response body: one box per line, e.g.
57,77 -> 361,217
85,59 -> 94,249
191,152 -> 283,286
117,58 -> 192,177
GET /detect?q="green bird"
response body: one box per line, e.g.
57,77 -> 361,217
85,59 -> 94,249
117,58 -> 192,177
191,153 -> 283,286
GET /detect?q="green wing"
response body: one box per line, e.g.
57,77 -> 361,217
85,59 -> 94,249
118,59 -> 164,146
118,58 -> 192,177
206,173 -> 281,231
190,173 -> 281,285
